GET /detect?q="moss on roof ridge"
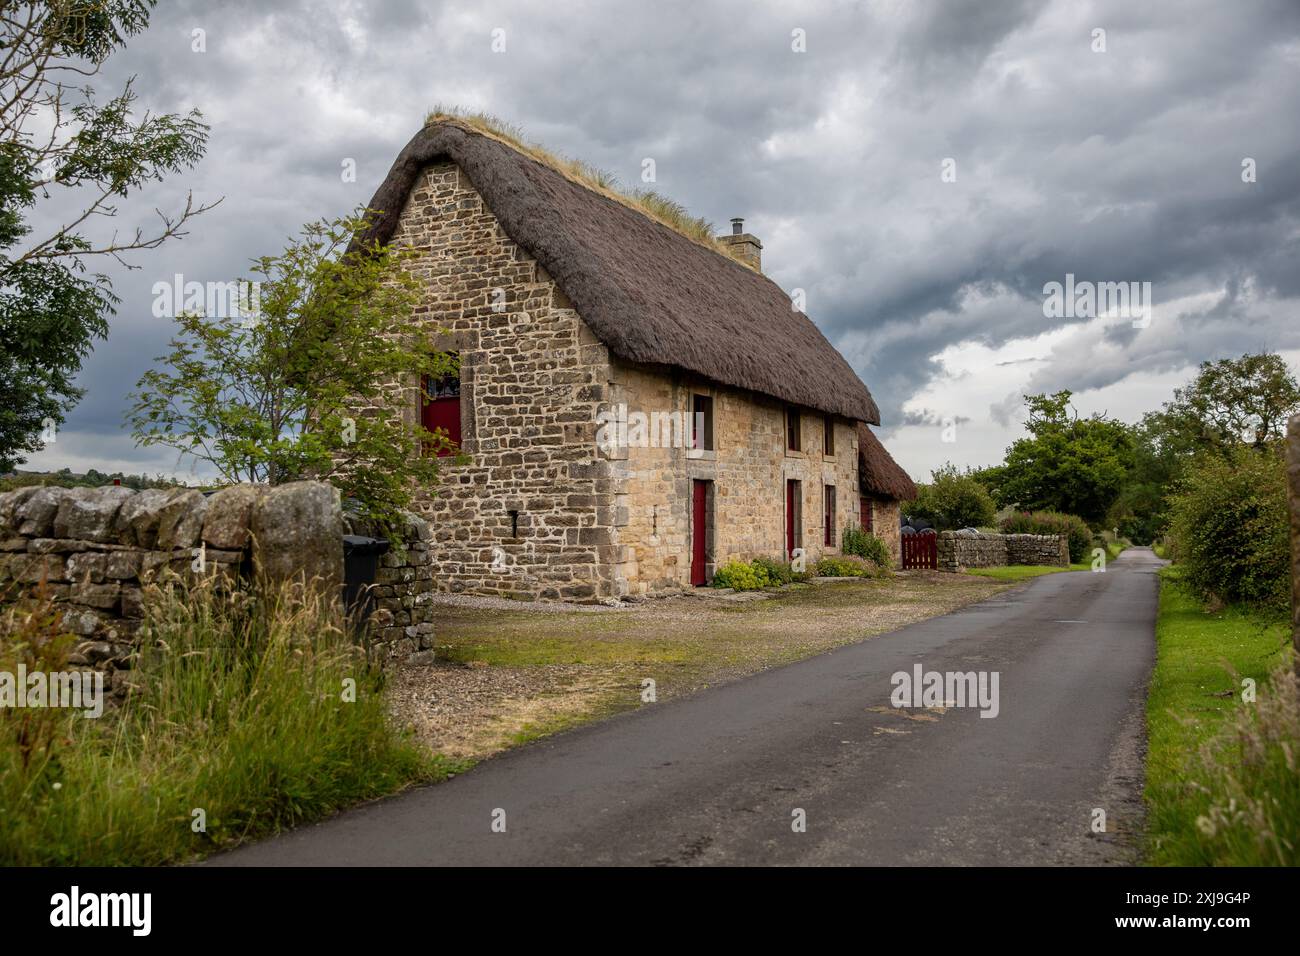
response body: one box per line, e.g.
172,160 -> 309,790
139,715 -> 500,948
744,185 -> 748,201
423,109 -> 757,270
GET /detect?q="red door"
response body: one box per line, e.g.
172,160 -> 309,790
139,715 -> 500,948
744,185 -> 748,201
786,480 -> 797,558
691,480 -> 709,586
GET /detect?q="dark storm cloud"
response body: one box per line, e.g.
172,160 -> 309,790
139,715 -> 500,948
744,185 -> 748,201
22,0 -> 1300,475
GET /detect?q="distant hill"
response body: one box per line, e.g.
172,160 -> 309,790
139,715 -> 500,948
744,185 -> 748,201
0,468 -> 187,493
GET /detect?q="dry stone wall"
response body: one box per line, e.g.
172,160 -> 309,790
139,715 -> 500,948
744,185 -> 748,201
0,481 -> 405,692
1006,533 -> 1071,566
342,510 -> 436,658
936,531 -> 1068,571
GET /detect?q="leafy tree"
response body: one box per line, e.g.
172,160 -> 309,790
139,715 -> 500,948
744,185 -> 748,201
995,391 -> 1134,525
128,215 -> 456,539
909,463 -> 997,530
1114,352 -> 1300,542
1105,416 -> 1181,544
1146,353 -> 1300,456
1,0 -> 213,470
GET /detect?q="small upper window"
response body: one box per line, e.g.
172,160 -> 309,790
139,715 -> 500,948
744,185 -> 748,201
823,414 -> 835,456
692,395 -> 714,451
422,357 -> 461,457
786,407 -> 801,452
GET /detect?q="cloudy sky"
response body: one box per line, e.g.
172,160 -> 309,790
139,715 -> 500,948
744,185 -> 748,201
22,0 -> 1300,482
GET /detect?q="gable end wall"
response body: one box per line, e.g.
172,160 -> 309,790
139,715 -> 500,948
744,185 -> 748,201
389,161 -> 619,601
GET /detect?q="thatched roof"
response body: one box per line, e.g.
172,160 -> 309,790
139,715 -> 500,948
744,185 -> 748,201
858,424 -> 917,501
357,119 -> 881,424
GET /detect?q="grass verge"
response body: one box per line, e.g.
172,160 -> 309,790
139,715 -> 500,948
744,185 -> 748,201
965,563 -> 1090,581
0,577 -> 450,866
1144,566 -> 1296,865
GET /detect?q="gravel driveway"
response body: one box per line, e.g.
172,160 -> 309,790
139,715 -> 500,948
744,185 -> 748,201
388,572 -> 1012,761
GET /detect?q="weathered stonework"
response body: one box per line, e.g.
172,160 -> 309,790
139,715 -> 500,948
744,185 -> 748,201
609,361 -> 859,595
343,510 -> 436,659
936,531 -> 1068,571
0,482 -> 411,689
379,160 -> 618,602
383,160 -> 873,600
864,497 -> 902,566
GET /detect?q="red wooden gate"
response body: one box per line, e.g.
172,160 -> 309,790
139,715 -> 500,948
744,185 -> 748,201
901,532 -> 936,570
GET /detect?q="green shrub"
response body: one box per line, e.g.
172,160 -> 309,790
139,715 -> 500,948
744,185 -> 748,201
814,556 -> 883,578
751,556 -> 794,585
0,576 -> 440,865
1167,449 -> 1289,613
711,561 -> 768,590
841,526 -> 891,567
713,557 -> 809,589
1000,510 -> 1093,563
910,464 -> 998,531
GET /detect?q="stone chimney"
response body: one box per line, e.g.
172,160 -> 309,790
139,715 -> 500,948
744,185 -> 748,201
718,216 -> 762,272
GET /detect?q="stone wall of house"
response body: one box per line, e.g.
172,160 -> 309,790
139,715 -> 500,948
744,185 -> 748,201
936,531 -> 1068,571
865,497 -> 902,566
379,160 -> 620,602
612,360 -> 859,595
0,481 -> 344,693
382,159 -> 870,601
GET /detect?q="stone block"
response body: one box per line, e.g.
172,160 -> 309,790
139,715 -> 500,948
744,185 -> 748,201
251,481 -> 343,592
53,486 -> 134,542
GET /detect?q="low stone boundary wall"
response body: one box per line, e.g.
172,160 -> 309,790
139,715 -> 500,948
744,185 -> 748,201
937,531 -> 1068,571
0,481 -> 437,690
342,510 -> 435,658
0,482 -> 342,682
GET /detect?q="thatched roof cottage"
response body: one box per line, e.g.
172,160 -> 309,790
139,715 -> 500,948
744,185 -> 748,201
357,116 -> 915,600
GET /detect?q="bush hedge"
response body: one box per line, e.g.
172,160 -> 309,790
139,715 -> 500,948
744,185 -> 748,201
814,555 -> 885,578
910,465 -> 998,531
1167,449 -> 1289,614
712,558 -> 808,590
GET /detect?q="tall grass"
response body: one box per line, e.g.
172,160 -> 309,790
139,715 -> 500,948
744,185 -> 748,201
1145,570 -> 1297,865
1178,664 -> 1300,865
0,576 -> 441,865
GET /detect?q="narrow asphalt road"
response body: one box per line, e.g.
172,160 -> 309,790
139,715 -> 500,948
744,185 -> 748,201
214,549 -> 1162,866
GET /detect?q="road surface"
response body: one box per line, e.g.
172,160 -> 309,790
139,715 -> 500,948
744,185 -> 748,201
214,549 -> 1162,866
